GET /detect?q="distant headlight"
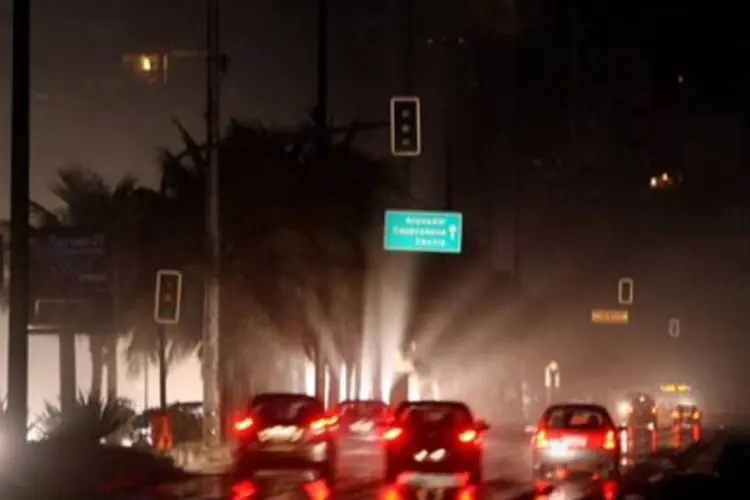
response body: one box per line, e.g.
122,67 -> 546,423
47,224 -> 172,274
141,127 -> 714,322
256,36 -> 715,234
617,402 -> 632,416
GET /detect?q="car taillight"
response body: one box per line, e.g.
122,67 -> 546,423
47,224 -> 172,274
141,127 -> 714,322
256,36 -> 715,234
692,411 -> 701,420
383,427 -> 403,441
458,429 -> 478,443
309,418 -> 328,433
671,409 -> 680,419
603,430 -> 616,450
533,430 -> 548,448
234,417 -> 254,432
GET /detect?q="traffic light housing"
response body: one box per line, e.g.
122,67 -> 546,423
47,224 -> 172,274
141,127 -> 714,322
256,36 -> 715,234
618,277 -> 633,305
668,318 -> 680,338
154,269 -> 182,325
390,96 -> 422,157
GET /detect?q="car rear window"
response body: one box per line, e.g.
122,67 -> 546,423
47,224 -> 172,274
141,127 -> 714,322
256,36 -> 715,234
250,395 -> 322,422
340,401 -> 387,419
398,403 -> 473,427
544,406 -> 611,430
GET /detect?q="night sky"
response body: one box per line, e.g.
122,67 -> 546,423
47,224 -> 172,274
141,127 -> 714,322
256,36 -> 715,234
0,0 -> 748,410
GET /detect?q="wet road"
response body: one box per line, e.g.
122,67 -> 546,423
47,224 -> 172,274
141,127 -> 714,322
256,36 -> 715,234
120,427 -> 701,500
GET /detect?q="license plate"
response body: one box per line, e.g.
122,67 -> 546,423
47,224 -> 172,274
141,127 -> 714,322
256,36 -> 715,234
264,443 -> 296,452
562,436 -> 587,447
406,473 -> 463,488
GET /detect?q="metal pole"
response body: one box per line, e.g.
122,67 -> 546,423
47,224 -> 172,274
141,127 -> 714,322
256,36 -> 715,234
443,42 -> 454,210
314,0 -> 328,402
158,325 -> 167,410
144,351 -> 149,409
202,0 -> 222,447
404,0 -> 414,93
7,0 -> 31,444
568,0 -> 580,216
400,0 -> 415,197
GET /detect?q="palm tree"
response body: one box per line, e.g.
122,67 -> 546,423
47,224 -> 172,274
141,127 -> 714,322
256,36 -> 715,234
33,166 -> 166,400
158,116 -> 402,402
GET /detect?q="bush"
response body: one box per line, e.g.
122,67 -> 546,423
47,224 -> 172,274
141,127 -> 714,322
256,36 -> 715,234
40,392 -> 135,443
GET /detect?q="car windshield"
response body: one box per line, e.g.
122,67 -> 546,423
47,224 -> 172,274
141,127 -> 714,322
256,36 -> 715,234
545,406 -> 611,430
250,395 -> 322,422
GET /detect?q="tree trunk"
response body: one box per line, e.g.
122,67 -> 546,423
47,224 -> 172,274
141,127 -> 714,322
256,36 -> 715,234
59,331 -> 76,412
327,364 -> 339,409
88,335 -> 104,400
105,335 -> 118,400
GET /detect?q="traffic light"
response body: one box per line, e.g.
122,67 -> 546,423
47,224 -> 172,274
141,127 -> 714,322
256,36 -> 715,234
668,318 -> 680,338
618,277 -> 633,305
390,96 -> 422,157
154,269 -> 183,325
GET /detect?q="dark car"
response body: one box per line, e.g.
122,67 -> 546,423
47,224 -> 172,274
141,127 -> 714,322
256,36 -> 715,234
531,403 -> 621,486
383,401 -> 487,487
624,393 -> 657,430
336,400 -> 391,441
232,393 -> 337,484
672,404 -> 701,428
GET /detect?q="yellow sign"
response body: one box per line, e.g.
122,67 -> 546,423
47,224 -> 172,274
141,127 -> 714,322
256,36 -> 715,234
591,309 -> 629,324
660,384 -> 691,393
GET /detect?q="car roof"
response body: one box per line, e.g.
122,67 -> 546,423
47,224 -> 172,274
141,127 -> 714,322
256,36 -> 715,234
395,400 -> 472,413
250,393 -> 321,404
543,403 -> 611,415
340,399 -> 386,405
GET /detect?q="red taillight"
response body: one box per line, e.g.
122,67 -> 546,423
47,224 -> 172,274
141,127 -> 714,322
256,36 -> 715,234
383,427 -> 403,441
309,418 -> 328,433
232,480 -> 257,499
380,485 -> 403,500
234,417 -> 254,432
458,429 -> 478,443
603,429 -> 616,450
303,479 -> 331,500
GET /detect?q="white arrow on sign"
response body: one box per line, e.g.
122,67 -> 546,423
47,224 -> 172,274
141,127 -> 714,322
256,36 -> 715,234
544,361 -> 560,389
448,225 -> 457,240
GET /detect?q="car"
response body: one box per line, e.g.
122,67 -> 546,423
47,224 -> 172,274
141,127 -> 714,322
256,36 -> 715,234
620,393 -> 657,430
382,400 -> 488,487
232,393 -> 337,484
672,404 -> 701,428
531,403 -> 622,486
336,399 -> 391,441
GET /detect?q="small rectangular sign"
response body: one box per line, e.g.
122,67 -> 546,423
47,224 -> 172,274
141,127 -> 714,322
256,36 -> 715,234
591,309 -> 629,324
383,210 -> 463,254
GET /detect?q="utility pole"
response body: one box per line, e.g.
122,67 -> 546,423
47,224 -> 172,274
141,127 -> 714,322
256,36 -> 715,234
7,0 -> 31,444
444,42 -> 456,211
203,0 -> 222,447
158,325 -> 167,410
401,0 -> 415,197
404,0 -> 415,93
314,0 -> 329,403
568,0 -> 581,220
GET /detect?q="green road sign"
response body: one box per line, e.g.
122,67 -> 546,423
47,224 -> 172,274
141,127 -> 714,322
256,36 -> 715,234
384,210 -> 463,253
